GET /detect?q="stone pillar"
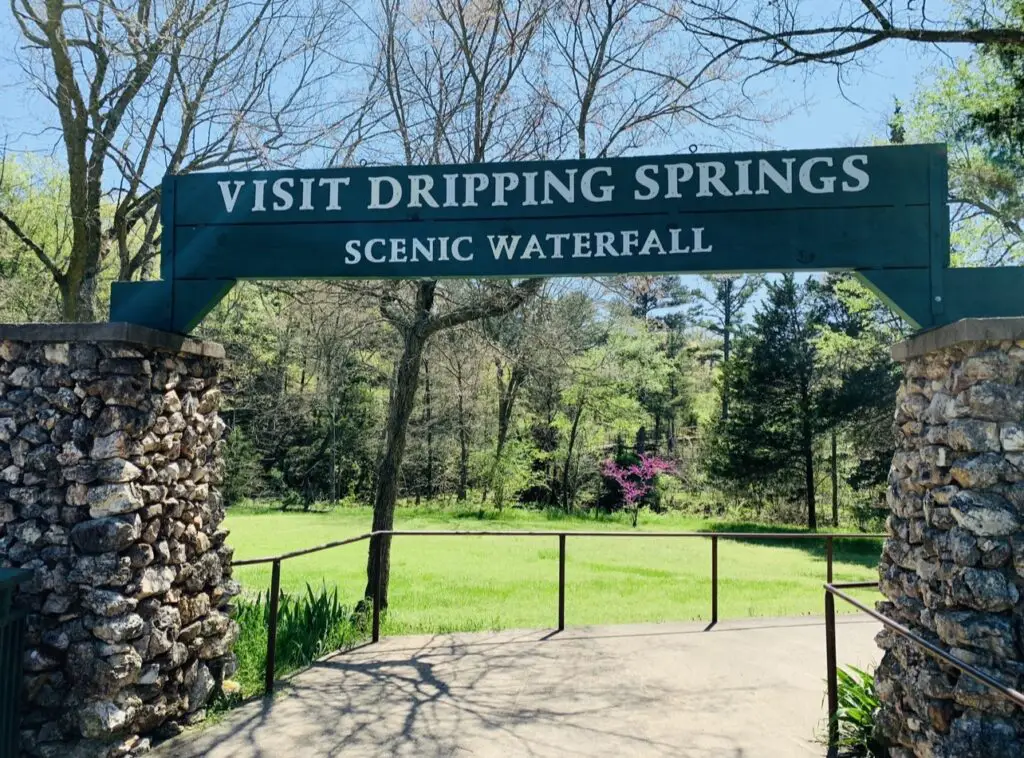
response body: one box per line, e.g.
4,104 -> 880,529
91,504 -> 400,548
878,318 -> 1024,758
0,324 -> 239,758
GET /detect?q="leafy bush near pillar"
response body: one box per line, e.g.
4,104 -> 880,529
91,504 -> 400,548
230,584 -> 363,698
830,665 -> 886,757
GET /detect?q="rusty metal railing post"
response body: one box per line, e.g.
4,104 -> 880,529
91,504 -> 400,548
825,588 -> 839,757
826,536 -> 834,584
558,534 -> 566,631
265,559 -> 281,694
372,536 -> 383,643
711,535 -> 719,626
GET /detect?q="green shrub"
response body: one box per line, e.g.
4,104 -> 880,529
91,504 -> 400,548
229,584 -> 366,700
831,665 -> 886,757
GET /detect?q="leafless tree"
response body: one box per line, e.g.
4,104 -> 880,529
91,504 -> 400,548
543,0 -> 774,158
355,0 -> 556,612
357,0 -> 778,608
3,0 -> 364,321
673,1 -> 1024,74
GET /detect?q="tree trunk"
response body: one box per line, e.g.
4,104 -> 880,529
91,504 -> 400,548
456,364 -> 469,501
363,284 -> 434,608
364,278 -> 542,608
831,429 -> 839,528
721,285 -> 732,420
424,358 -> 434,499
61,240 -> 101,322
331,399 -> 338,503
66,144 -> 106,322
484,361 -> 524,504
801,385 -> 816,531
561,401 -> 585,511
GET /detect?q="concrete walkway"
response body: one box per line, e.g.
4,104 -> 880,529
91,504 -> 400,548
157,616 -> 881,758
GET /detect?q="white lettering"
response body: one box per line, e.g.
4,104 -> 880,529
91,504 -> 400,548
542,170 -> 576,205
408,175 -> 439,208
344,239 -> 361,264
572,232 -> 592,258
411,238 -> 434,262
621,230 -> 639,256
697,162 -> 732,197
799,157 -> 835,194
443,175 -> 459,207
463,174 -> 490,207
634,165 -> 659,201
665,163 -> 694,199
217,180 -> 245,213
489,235 -> 520,260
299,178 -> 315,210
734,161 -> 753,196
390,238 -> 407,263
369,177 -> 402,209
365,239 -> 386,263
522,235 -> 544,259
594,231 -> 617,257
639,229 -> 666,256
272,178 -> 294,211
546,233 -> 570,259
580,167 -> 613,203
692,228 -> 712,253
668,228 -> 690,254
756,159 -> 795,195
493,173 -> 520,206
842,155 -> 870,192
452,236 -> 473,261
522,172 -> 539,206
318,177 -> 350,210
252,180 -> 267,212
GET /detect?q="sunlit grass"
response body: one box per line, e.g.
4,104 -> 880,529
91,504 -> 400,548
225,504 -> 882,636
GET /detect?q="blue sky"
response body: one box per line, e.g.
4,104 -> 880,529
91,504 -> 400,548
0,11 -> 957,160
0,10 -> 963,317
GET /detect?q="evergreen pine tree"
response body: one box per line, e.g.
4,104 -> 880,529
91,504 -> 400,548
708,275 -> 824,529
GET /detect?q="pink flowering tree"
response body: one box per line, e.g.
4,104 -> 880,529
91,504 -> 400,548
601,454 -> 675,527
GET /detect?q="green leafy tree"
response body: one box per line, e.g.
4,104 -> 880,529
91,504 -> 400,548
965,1 -> 1024,158
0,156 -> 69,322
222,427 -> 265,506
557,318 -> 675,510
708,275 -> 825,529
910,53 -> 1024,266
813,275 -> 905,527
691,274 -> 764,420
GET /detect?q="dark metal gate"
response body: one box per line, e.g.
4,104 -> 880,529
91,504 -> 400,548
0,569 -> 31,758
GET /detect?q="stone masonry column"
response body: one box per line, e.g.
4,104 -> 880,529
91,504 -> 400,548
0,324 -> 239,757
877,318 -> 1024,757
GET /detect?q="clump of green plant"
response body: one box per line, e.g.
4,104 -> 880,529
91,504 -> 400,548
229,584 -> 365,700
831,665 -> 886,757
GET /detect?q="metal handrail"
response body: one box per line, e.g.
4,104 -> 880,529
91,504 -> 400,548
824,580 -> 1024,756
232,533 -> 373,566
232,527 -> 883,693
232,528 -> 884,566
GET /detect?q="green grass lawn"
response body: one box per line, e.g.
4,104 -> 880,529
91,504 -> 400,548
225,504 -> 883,636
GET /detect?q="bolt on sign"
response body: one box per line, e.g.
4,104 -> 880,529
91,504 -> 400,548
111,144 -> 1024,333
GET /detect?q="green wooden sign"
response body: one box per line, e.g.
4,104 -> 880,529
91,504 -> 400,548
110,144 -> 1024,332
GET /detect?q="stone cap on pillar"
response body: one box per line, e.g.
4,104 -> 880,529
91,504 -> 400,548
892,317 -> 1024,362
0,322 -> 224,359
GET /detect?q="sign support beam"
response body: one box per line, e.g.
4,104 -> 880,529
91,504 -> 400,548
108,144 -> 1021,334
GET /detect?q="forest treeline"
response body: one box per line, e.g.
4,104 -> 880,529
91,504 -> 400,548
207,272 -> 902,531
2,0 -> 1024,562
